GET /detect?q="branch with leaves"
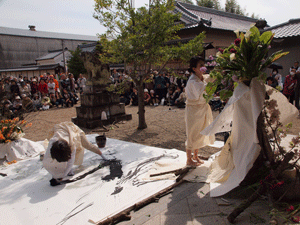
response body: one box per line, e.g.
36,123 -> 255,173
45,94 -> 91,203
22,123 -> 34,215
204,25 -> 289,102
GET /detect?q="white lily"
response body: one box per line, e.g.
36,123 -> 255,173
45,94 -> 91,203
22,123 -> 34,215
245,30 -> 252,40
234,30 -> 240,38
216,51 -> 222,58
230,53 -> 236,61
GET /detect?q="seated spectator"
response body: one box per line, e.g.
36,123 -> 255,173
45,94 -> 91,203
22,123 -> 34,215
55,91 -> 65,108
165,88 -> 174,106
1,97 -> 13,119
171,86 -> 182,106
130,87 -> 139,106
120,91 -> 131,106
21,94 -> 34,112
48,76 -> 56,95
32,94 -> 42,111
20,82 -> 31,98
62,89 -> 73,107
49,93 -> 57,108
175,87 -> 187,108
30,79 -> 38,96
149,89 -> 159,106
41,94 -> 51,110
4,79 -> 12,100
69,92 -> 79,105
60,74 -> 70,91
266,77 -> 274,87
144,89 -> 151,105
12,96 -> 22,114
38,79 -> 48,96
10,80 -> 20,100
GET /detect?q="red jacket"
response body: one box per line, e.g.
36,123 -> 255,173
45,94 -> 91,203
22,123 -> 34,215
38,83 -> 48,94
283,75 -> 297,96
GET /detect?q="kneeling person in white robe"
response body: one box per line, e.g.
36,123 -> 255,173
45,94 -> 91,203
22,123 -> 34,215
43,122 -> 102,185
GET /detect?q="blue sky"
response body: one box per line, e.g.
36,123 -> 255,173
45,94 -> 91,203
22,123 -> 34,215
1,0 -> 299,36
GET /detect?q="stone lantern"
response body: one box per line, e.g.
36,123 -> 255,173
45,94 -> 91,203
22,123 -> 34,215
72,43 -> 132,129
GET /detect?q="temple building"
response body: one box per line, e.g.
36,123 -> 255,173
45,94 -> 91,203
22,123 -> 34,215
0,25 -> 97,77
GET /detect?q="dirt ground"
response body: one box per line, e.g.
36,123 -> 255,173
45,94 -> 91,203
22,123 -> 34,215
23,102 -> 300,158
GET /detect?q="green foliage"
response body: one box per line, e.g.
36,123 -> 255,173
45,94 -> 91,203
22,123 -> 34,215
177,0 -> 194,4
225,0 -> 247,16
204,25 -> 289,102
94,0 -> 205,81
94,0 -> 205,128
106,79 -> 131,94
67,48 -> 87,79
197,0 -> 221,10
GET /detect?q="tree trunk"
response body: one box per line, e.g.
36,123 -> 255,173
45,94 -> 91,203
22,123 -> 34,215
137,82 -> 147,130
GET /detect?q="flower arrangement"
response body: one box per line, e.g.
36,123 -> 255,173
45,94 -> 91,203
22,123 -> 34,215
205,55 -> 217,68
204,25 -> 289,102
0,118 -> 31,143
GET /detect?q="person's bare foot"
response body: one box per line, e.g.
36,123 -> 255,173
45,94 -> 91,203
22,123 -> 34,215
186,158 -> 203,167
192,156 -> 204,164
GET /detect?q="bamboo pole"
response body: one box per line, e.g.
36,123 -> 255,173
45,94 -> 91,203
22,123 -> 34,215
150,166 -> 193,177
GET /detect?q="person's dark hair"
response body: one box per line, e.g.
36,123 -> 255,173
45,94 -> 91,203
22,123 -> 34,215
272,68 -> 278,73
188,56 -> 205,73
50,139 -> 72,162
266,77 -> 274,82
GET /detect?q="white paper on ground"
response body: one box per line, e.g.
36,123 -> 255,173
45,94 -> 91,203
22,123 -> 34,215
0,135 -> 186,225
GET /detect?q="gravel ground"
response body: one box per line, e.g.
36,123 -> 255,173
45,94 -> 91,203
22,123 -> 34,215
23,101 -> 300,158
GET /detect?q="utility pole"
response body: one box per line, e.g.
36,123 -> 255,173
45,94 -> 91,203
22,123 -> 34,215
62,40 -> 66,74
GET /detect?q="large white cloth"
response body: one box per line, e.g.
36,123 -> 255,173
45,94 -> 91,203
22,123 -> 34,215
185,78 -> 299,197
43,122 -> 100,179
185,74 -> 215,150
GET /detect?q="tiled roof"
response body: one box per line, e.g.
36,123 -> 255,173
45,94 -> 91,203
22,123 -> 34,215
267,19 -> 300,38
36,51 -> 63,61
175,2 -> 258,32
0,64 -> 62,73
0,26 -> 98,41
78,42 -> 99,53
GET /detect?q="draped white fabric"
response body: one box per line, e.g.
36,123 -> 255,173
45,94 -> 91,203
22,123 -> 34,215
185,78 -> 298,197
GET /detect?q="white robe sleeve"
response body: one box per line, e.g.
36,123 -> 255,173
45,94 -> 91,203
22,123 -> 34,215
63,149 -> 76,178
186,79 -> 206,100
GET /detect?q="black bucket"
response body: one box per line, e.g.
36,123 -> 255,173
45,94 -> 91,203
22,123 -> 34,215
96,133 -> 106,148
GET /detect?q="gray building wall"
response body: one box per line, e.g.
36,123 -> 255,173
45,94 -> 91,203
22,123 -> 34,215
0,34 -> 96,69
268,37 -> 300,78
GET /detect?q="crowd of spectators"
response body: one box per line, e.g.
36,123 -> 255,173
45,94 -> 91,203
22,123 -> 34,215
112,69 -> 188,108
0,73 -> 86,119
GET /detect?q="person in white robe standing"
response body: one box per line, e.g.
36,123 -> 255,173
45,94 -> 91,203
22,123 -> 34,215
185,56 -> 215,166
43,122 -> 102,184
